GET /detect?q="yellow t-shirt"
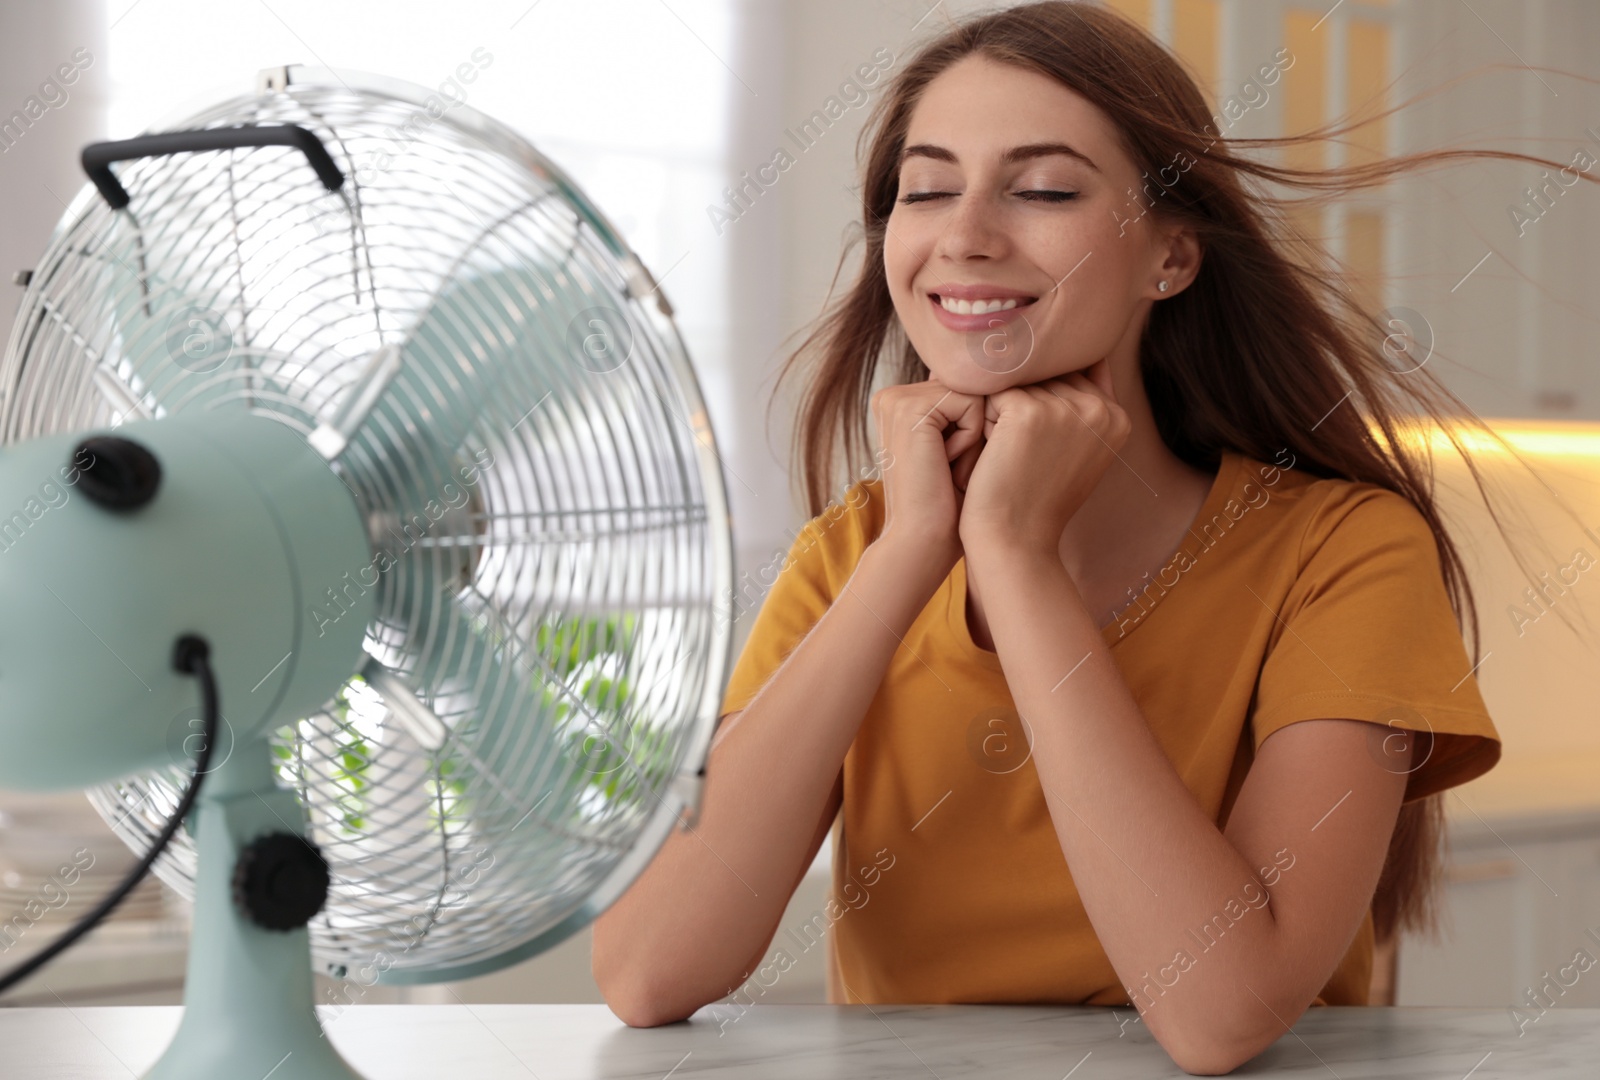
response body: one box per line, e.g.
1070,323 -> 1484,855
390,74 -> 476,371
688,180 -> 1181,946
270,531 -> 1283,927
718,449 -> 1502,1007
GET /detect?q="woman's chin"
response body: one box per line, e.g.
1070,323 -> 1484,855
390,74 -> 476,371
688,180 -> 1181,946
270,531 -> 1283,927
923,361 -> 1015,396
934,355 -> 1109,393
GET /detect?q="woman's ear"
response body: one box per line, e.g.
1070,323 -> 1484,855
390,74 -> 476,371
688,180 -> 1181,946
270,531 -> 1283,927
1150,222 -> 1202,299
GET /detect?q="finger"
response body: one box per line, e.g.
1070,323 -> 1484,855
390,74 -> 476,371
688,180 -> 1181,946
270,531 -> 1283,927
984,387 -> 1028,420
1046,379 -> 1105,428
916,388 -> 986,446
944,423 -> 984,462
950,435 -> 985,489
907,388 -> 955,429
1021,380 -> 1069,406
1041,367 -> 1107,408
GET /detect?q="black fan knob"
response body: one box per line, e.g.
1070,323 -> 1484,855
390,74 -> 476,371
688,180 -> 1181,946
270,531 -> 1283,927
72,435 -> 162,511
231,832 -> 330,931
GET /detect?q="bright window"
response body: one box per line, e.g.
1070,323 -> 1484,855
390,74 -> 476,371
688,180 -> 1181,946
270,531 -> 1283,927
105,0 -> 737,411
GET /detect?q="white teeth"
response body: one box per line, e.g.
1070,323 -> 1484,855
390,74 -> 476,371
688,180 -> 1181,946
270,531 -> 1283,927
939,296 -> 1020,315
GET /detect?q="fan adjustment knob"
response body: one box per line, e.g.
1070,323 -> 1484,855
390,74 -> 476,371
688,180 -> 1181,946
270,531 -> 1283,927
72,435 -> 162,511
231,832 -> 330,931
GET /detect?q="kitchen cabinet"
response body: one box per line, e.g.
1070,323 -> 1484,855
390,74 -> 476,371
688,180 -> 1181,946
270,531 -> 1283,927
1398,751 -> 1600,1012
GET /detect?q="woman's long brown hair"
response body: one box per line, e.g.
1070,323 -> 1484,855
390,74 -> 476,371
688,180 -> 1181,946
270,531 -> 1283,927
767,0 -> 1598,946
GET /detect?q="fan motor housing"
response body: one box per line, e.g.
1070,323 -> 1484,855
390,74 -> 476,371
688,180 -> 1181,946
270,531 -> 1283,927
0,409 -> 373,790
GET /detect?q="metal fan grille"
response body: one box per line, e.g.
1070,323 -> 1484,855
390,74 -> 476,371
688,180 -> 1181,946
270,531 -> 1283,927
2,67 -> 730,980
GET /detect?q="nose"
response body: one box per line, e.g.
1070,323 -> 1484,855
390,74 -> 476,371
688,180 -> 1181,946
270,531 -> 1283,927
934,188 -> 1012,263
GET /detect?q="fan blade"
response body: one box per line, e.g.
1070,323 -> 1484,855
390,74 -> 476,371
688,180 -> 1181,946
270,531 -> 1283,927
362,586 -> 660,845
348,256 -> 629,468
93,228 -> 222,400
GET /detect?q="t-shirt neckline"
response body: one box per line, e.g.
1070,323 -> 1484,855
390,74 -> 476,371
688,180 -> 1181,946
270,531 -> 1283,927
947,450 -> 1244,668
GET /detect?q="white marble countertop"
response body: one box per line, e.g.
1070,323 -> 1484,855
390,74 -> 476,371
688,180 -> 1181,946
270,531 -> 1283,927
2,1003 -> 1595,1078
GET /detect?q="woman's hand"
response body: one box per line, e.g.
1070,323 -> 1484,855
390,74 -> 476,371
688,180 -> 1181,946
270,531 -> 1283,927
957,358 -> 1131,559
869,374 -> 986,583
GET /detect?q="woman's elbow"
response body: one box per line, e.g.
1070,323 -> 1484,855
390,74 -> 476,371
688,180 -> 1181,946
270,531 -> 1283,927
1165,1010 -> 1299,1075
596,966 -> 698,1029
592,916 -> 734,1028
593,947 -> 702,1028
1167,1040 -> 1253,1076
604,989 -> 693,1029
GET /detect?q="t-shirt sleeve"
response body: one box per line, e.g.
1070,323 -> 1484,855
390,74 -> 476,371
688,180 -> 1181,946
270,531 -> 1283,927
717,480 -> 881,719
1249,484 -> 1502,803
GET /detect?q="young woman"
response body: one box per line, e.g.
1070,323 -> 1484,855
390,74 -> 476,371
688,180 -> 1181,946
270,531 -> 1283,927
594,3 -> 1584,1072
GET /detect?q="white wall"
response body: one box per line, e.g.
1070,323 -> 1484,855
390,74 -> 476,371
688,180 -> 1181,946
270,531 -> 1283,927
0,0 -> 109,354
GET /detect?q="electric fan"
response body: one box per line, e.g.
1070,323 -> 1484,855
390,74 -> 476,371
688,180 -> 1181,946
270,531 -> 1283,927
0,64 -> 731,1079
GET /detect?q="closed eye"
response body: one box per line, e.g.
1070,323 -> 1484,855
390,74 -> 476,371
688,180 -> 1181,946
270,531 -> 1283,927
897,190 -> 1079,205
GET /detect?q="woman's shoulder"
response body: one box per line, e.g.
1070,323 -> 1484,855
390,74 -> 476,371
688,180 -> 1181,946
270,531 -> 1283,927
1231,449 -> 1436,560
785,476 -> 888,589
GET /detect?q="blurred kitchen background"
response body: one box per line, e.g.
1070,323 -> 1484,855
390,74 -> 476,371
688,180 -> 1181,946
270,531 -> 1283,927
1,0 -> 1597,1013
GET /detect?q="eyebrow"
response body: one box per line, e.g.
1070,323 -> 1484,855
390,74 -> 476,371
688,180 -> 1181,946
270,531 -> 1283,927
900,141 -> 1101,173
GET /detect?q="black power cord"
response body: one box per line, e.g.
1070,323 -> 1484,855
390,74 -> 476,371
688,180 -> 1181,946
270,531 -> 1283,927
0,634 -> 218,998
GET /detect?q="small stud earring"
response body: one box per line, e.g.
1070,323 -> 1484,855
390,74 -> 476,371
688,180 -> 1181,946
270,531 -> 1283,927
1157,280 -> 1170,293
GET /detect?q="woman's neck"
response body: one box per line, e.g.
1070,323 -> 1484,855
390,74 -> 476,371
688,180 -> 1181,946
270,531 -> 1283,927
1056,428 -> 1217,621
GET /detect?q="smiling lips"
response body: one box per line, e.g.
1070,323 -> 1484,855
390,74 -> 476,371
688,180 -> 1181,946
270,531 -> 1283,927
928,286 -> 1038,329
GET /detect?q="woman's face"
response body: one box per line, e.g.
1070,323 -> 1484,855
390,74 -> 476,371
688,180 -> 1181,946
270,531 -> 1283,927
885,54 -> 1190,395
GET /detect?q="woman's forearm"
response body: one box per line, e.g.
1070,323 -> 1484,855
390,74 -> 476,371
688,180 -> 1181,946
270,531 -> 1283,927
964,541 -> 1292,1066
592,533 -> 945,1026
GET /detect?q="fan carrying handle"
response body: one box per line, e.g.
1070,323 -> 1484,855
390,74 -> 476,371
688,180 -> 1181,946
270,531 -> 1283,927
81,123 -> 346,210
